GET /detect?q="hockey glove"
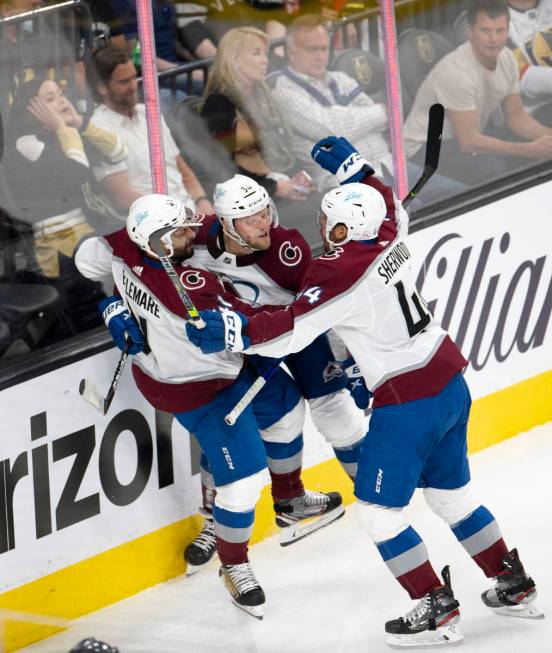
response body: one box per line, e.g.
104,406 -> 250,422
342,357 -> 372,410
311,136 -> 375,184
186,309 -> 250,354
99,296 -> 144,355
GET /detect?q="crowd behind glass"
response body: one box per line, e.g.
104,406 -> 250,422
0,0 -> 551,362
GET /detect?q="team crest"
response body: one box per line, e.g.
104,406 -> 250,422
180,270 -> 206,290
323,361 -> 344,383
279,241 -> 303,267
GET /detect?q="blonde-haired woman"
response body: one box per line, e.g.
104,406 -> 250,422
201,26 -> 313,201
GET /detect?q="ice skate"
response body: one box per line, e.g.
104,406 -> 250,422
184,517 -> 217,576
481,548 -> 544,619
219,562 -> 265,620
274,489 -> 345,546
385,566 -> 463,648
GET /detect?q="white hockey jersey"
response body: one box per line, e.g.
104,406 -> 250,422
508,0 -> 552,73
75,229 -> 251,413
241,175 -> 468,407
187,217 -> 312,306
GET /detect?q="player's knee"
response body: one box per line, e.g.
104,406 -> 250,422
214,469 -> 269,513
423,483 -> 480,525
355,501 -> 409,542
309,391 -> 368,448
260,397 -> 305,444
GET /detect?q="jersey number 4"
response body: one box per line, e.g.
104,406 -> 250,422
395,281 -> 431,337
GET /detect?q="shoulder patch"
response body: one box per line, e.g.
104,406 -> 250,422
278,240 -> 303,267
179,269 -> 206,290
320,247 -> 344,261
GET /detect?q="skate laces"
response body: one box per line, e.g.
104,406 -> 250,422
192,520 -> 216,553
226,563 -> 260,594
302,490 -> 330,507
404,594 -> 432,625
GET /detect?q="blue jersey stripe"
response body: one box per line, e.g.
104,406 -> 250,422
452,505 -> 495,541
213,505 -> 255,529
377,526 -> 422,561
263,434 -> 303,460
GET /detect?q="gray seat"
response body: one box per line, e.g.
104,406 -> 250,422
330,49 -> 387,104
453,10 -> 469,46
398,29 -> 454,114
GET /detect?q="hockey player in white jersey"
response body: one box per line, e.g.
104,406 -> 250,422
183,173 -> 369,570
75,194 -> 305,619
186,137 -> 543,645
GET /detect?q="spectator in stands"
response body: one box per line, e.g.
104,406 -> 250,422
405,0 -> 552,185
507,0 -> 552,124
201,26 -> 314,201
89,44 -> 214,216
4,77 -> 125,278
272,14 -> 465,203
0,0 -> 43,121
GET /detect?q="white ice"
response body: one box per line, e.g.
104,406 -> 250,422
19,421 -> 552,653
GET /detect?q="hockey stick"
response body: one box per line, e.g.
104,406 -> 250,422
79,339 -> 131,415
149,230 -> 206,328
401,102 -> 444,208
224,105 -> 445,426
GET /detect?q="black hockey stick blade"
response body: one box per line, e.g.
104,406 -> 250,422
402,103 -> 445,208
424,102 -> 445,173
79,341 -> 130,415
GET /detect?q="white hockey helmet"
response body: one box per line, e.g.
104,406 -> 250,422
318,183 -> 387,247
127,193 -> 203,257
213,174 -> 278,249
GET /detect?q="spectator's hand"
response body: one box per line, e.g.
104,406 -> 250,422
27,96 -> 64,132
523,135 -> 552,159
99,296 -> 144,355
311,136 -> 375,184
185,309 -> 250,353
196,197 -> 214,214
64,101 -> 83,129
275,179 -> 307,200
342,357 -> 372,410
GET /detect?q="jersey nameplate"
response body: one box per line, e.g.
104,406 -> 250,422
377,241 -> 411,285
122,268 -> 160,317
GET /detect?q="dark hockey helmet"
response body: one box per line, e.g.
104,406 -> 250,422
69,637 -> 120,653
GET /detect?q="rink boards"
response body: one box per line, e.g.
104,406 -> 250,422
1,180 -> 551,651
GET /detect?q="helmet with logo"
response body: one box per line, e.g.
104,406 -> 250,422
213,174 -> 278,249
127,193 -> 203,257
69,637 -> 119,653
318,183 -> 387,247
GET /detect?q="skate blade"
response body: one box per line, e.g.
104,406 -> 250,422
231,599 -> 264,620
386,624 -> 464,648
279,505 -> 345,547
491,603 -> 545,619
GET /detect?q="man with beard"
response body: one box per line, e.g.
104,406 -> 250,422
75,192 -> 343,617
88,44 -> 214,218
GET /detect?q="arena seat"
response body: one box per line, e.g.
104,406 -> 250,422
398,28 -> 454,114
452,10 -> 469,46
329,48 -> 387,104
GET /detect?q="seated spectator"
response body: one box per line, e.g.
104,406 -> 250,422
4,77 -> 125,279
272,14 -> 465,203
201,26 -> 314,202
110,0 -> 207,96
89,44 -> 214,216
507,0 -> 552,124
405,0 -> 552,186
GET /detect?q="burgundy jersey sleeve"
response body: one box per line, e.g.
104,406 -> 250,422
257,225 -> 313,293
361,174 -> 399,242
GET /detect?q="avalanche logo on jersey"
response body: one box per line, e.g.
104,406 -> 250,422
278,241 -> 303,267
322,361 -> 344,382
179,270 -> 206,290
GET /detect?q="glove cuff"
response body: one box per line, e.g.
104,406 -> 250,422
221,310 -> 249,353
335,152 -> 367,184
100,297 -> 127,325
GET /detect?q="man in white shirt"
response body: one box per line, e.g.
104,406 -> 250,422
272,14 -> 464,204
89,44 -> 214,218
405,0 -> 552,184
507,0 -> 552,118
